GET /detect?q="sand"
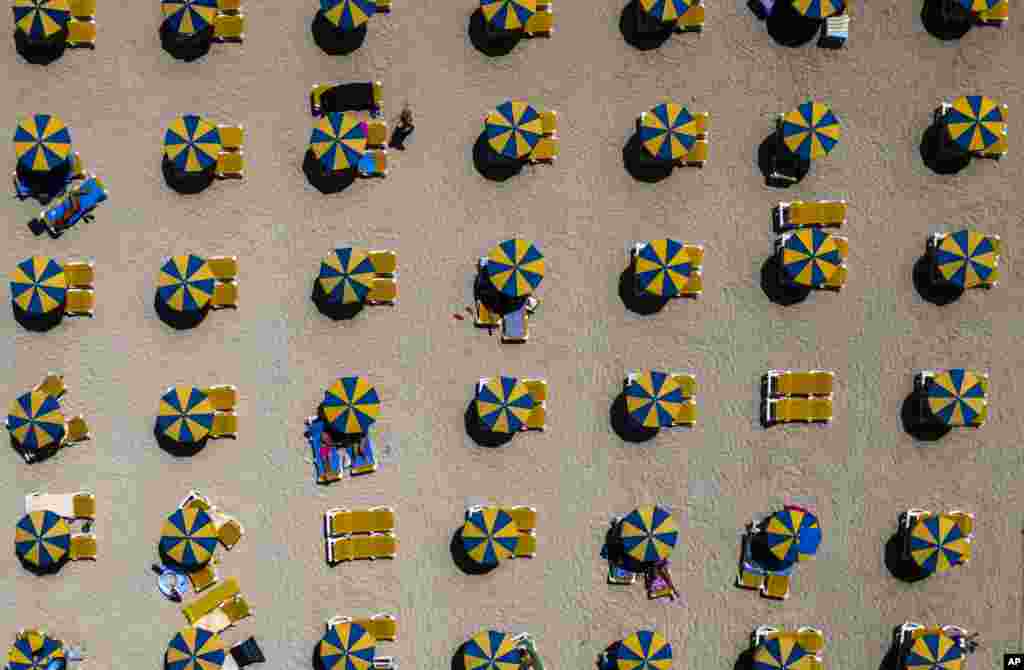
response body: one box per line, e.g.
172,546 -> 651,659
2,0 -> 1023,668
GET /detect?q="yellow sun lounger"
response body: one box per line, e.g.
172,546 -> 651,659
215,152 -> 245,179
821,265 -> 848,291
797,627 -> 825,653
540,111 -> 558,136
65,289 -> 95,317
505,506 -> 537,532
209,509 -> 244,548
524,7 -> 554,37
352,533 -> 397,560
475,300 -> 501,328
761,573 -> 789,599
211,283 -> 239,309
778,201 -> 847,230
672,374 -> 697,398
736,562 -> 764,590
69,0 -> 95,18
680,270 -> 703,296
978,0 -> 1008,24
35,373 -> 66,398
947,510 -> 974,536
368,250 -> 397,275
189,563 -> 219,593
325,507 -> 396,536
217,126 -> 245,151
221,595 -> 253,623
676,2 -> 704,31
684,139 -> 708,167
529,137 -> 559,163
330,615 -> 398,641
693,113 -> 710,139
673,398 -> 697,427
207,256 -> 239,281
202,385 -> 238,412
24,491 -> 95,519
218,0 -> 242,11
366,277 -> 398,305
69,533 -> 97,560
63,261 -> 95,288
764,397 -> 833,424
213,13 -> 245,41
65,415 -> 91,443
525,405 -> 546,430
367,121 -> 388,148
182,577 -> 240,624
66,18 -> 96,47
513,532 -> 536,558
767,370 -> 834,397
210,412 -> 238,439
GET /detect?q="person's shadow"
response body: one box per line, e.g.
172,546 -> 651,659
760,256 -> 812,306
765,0 -> 822,47
622,133 -> 674,183
911,254 -> 964,306
467,8 -> 522,57
619,0 -> 674,50
609,394 -> 660,443
757,132 -> 810,188
618,267 -> 670,314
921,0 -> 973,40
472,133 -> 524,181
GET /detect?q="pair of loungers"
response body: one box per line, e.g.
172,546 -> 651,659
915,370 -> 988,427
474,296 -> 538,343
476,378 -> 548,431
752,627 -> 825,664
936,102 -> 1008,159
774,201 -> 847,231
629,243 -> 704,297
365,250 -> 398,304
467,505 -> 538,559
24,490 -> 98,560
182,576 -> 253,630
327,614 -> 397,641
736,531 -> 792,599
763,370 -> 834,425
898,508 -> 974,563
625,372 -> 698,426
180,490 -> 246,549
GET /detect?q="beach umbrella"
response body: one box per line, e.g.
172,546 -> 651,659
159,507 -> 219,572
759,507 -> 822,566
616,631 -> 672,670
310,112 -> 367,172
955,0 -> 998,11
10,256 -> 67,316
639,103 -> 698,162
165,626 -> 226,670
319,622 -> 376,670
14,510 -> 70,572
462,631 -> 522,670
485,239 -> 545,298
161,0 -> 218,35
7,391 -> 66,453
156,386 -> 215,444
904,632 -> 964,670
7,632 -> 65,670
164,115 -> 222,174
322,376 -> 380,435
791,0 -> 845,19
462,507 -> 519,564
619,505 -> 678,565
909,515 -> 970,575
945,96 -> 1005,154
475,376 -> 535,433
634,239 -> 693,297
781,102 -> 841,161
624,371 -> 684,429
780,229 -> 841,288
925,369 -> 986,427
485,101 -> 543,160
157,255 -> 216,313
12,0 -> 70,40
480,0 -> 535,30
321,0 -> 375,31
14,114 -> 71,172
317,248 -> 376,304
752,635 -> 813,670
638,0 -> 692,22
934,230 -> 998,289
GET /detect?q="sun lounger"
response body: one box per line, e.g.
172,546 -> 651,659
182,577 -> 241,624
34,373 -> 67,399
343,434 -> 377,474
180,490 -> 213,511
65,415 -> 91,442
352,532 -> 397,560
676,2 -> 704,31
694,113 -> 710,139
684,140 -> 708,167
367,121 -> 388,148
24,491 -> 95,519
358,150 -> 389,178
524,7 -> 554,36
501,306 -> 529,343
218,0 -> 242,11
764,397 -> 833,425
736,561 -> 765,590
213,13 -> 245,41
672,374 -> 697,398
369,250 -> 397,275
978,0 -> 1007,24
65,289 -> 95,317
505,506 -> 537,532
326,507 -> 396,535
819,13 -> 848,48
66,18 -> 96,47
761,573 -> 789,599
366,277 -> 397,305
327,536 -> 354,563
540,111 -> 558,136
821,265 -> 847,291
216,127 -> 244,153
63,261 -> 95,288
194,607 -> 232,633
767,370 -> 834,397
209,509 -> 244,548
679,270 -> 703,296
207,256 -> 239,282
513,532 -> 537,558
522,380 -> 548,404
221,595 -> 253,623
672,398 -> 697,426
947,510 -> 974,536
211,412 -> 238,438
211,282 -> 239,309
684,244 -> 704,268
203,385 -> 238,412
69,0 -> 95,18
189,563 -> 219,593
215,152 -> 245,179
331,614 -> 398,641
529,137 -> 559,163
525,405 -> 546,431
608,562 -> 637,584
797,628 -> 825,653
69,533 -> 97,560
475,301 -> 501,328
752,625 -> 780,648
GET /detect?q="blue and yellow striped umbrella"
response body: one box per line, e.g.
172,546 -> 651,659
617,631 -> 672,670
926,369 -> 986,427
475,376 -> 535,434
480,0 -> 535,30
164,115 -> 222,173
638,0 -> 692,22
157,386 -> 215,444
639,103 -> 697,162
485,101 -> 543,160
12,0 -> 69,39
635,239 -> 693,297
319,622 -> 376,670
945,96 -> 1005,154
791,0 -> 844,18
761,507 -> 822,566
311,113 -> 367,172
752,635 -> 813,670
160,508 -> 218,572
956,0 -> 998,11
463,631 -> 522,670
7,391 -> 65,452
619,505 -> 678,564
781,102 -> 841,161
8,631 -> 66,670
934,230 -> 998,289
321,0 -> 375,31
317,248 -> 376,305
161,0 -> 218,35
462,507 -> 519,564
157,255 -> 215,313
166,627 -> 226,670
322,376 -> 380,435
14,114 -> 71,172
780,229 -> 841,287
485,239 -> 545,298
625,371 -> 684,429
10,256 -> 66,315
904,632 -> 964,670
15,510 -> 70,572
909,515 -> 969,575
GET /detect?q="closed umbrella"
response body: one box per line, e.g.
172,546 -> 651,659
317,248 -> 376,304
15,510 -> 70,572
904,632 -> 964,670
160,507 -> 219,572
945,96 -> 1005,154
624,371 -> 684,429
634,239 -> 693,297
925,369 -> 986,427
14,114 -> 71,173
909,515 -> 970,575
318,622 -> 376,670
7,391 -> 66,453
156,386 -> 215,445
934,231 -> 999,288
780,229 -> 841,288
462,507 -> 519,564
322,376 -> 380,435
161,0 -> 218,35
310,113 -> 367,172
164,116 -> 222,174
485,239 -> 545,298
165,626 -> 226,670
475,376 -> 535,433
485,101 -> 543,160
12,0 -> 70,40
462,631 -> 522,670
157,255 -> 216,314
10,256 -> 66,316
781,102 -> 841,161
619,505 -> 678,565
7,632 -> 65,670
616,631 -> 672,670
639,104 -> 697,162
321,0 -> 375,31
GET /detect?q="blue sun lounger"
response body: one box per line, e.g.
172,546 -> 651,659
32,175 -> 108,237
305,419 -> 342,484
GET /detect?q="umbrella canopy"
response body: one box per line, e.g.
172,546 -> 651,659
12,0 -> 69,39
160,507 -> 219,572
910,515 -> 970,575
156,386 -> 215,444
934,230 -> 998,289
634,239 -> 693,297
639,103 -> 698,161
616,631 -> 672,670
15,510 -> 70,571
157,254 -> 216,313
759,507 -> 822,565
161,0 -> 218,35
14,114 -> 71,172
780,229 -> 841,287
619,505 -> 679,565
164,116 -> 222,174
485,239 -> 545,298
638,0 -> 692,22
462,631 -> 522,670
781,102 -> 841,161
321,0 -> 375,31
791,0 -> 844,19
752,634 -> 814,670
8,632 -> 65,670
485,101 -> 543,160
10,256 -> 67,315
945,96 -> 1005,153
475,376 -> 535,433
462,507 -> 519,564
317,248 -> 376,304
165,626 -> 226,670
318,622 -> 376,670
904,632 -> 964,670
624,371 -> 684,429
956,0 -> 998,11
310,112 -> 367,172
7,391 -> 65,453
480,0 -> 535,30
925,369 -> 986,427
322,376 -> 380,435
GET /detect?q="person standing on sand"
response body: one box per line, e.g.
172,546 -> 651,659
389,105 -> 414,150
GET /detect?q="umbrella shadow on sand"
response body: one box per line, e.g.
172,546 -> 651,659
303,150 -> 358,195
911,255 -> 964,306
919,124 -> 972,175
14,30 -> 67,66
464,403 -> 516,448
17,552 -> 67,577
899,390 -> 952,442
760,256 -> 812,306
312,282 -> 366,320
472,133 -> 525,182
757,132 -> 810,188
311,10 -> 367,55
883,533 -> 930,583
765,1 -> 821,47
467,8 -> 522,57
609,394 -> 659,443
618,268 -> 670,315
159,23 -> 214,62
12,304 -> 64,332
733,649 -> 756,670
450,528 -> 499,575
619,0 -> 674,50
162,158 -> 216,195
9,438 -> 58,465
155,295 -> 210,330
622,134 -> 674,183
154,426 -> 209,458
920,0 -> 973,40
